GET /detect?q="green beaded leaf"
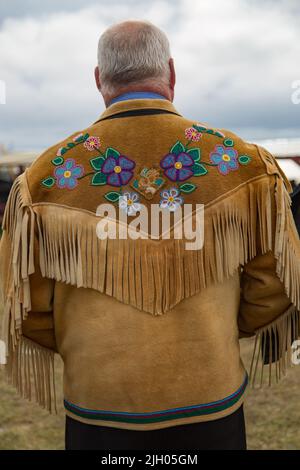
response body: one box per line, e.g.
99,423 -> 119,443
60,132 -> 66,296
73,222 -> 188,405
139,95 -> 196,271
74,133 -> 89,143
187,148 -> 200,162
170,141 -> 185,155
90,156 -> 105,171
104,191 -> 121,202
192,125 -> 207,132
238,155 -> 252,165
192,163 -> 208,176
51,156 -> 64,166
91,172 -> 107,186
91,171 -> 106,186
60,147 -> 68,155
67,142 -> 76,149
42,177 -> 55,188
105,147 -> 120,159
214,131 -> 224,138
223,138 -> 234,147
192,126 -> 224,139
179,183 -> 197,193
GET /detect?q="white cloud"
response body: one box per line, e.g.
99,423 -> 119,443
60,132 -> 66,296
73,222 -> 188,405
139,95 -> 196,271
0,0 -> 299,150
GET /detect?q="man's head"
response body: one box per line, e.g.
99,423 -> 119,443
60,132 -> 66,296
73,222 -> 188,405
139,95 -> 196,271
95,20 -> 176,106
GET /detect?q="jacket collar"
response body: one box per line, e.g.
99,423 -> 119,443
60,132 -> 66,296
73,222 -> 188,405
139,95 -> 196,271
95,98 -> 182,122
109,91 -> 168,105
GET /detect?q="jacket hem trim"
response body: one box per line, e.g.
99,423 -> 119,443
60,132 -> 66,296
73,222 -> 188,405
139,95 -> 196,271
63,374 -> 248,425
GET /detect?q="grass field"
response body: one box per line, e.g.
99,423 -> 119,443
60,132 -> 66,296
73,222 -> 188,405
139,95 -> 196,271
1,313 -> 300,449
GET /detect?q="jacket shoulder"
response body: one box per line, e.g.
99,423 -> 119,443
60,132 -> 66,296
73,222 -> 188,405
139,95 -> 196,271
185,121 -> 273,175
26,126 -> 93,202
218,128 -> 270,173
218,127 -> 291,189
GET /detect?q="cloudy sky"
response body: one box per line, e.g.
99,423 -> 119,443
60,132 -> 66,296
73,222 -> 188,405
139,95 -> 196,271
0,0 -> 299,151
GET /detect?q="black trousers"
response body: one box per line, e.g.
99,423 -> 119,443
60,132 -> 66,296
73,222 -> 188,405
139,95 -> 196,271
65,405 -> 246,450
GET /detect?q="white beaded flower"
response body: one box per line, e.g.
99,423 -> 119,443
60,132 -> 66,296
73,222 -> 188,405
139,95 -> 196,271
159,188 -> 184,212
119,191 -> 141,216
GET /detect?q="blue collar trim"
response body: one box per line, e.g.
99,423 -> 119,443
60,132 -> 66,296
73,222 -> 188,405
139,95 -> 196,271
109,91 -> 168,106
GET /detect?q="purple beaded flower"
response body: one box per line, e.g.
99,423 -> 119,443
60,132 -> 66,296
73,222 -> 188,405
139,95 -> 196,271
160,152 -> 194,182
209,145 -> 239,175
54,158 -> 84,189
101,155 -> 136,187
101,155 -> 135,186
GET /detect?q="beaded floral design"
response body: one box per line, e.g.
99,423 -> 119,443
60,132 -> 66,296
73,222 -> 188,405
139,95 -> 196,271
54,159 -> 84,189
83,136 -> 101,151
184,127 -> 202,142
159,188 -> 184,212
41,133 -> 136,200
158,123 -> 252,211
119,191 -> 141,216
131,167 -> 165,200
101,155 -> 135,187
160,152 -> 195,182
41,125 -> 252,212
209,144 -> 251,175
209,145 -> 239,175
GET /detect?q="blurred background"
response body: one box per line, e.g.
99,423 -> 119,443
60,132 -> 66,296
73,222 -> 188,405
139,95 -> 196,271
0,0 -> 300,449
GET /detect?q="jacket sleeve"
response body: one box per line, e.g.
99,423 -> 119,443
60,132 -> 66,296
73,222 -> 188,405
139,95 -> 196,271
238,146 -> 300,385
0,172 -> 57,412
0,209 -> 57,353
17,237 -> 57,352
239,251 -> 293,333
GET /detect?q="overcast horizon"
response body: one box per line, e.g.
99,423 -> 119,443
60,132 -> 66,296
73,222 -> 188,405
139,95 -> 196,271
0,0 -> 299,152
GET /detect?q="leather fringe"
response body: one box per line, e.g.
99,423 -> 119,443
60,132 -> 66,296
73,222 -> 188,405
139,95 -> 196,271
248,173 -> 300,386
1,175 -> 57,413
249,304 -> 300,387
274,173 -> 300,309
33,174 -> 299,317
5,335 -> 57,413
32,175 -> 276,316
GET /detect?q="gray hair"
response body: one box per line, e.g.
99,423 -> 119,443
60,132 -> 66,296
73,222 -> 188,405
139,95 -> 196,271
97,20 -> 171,95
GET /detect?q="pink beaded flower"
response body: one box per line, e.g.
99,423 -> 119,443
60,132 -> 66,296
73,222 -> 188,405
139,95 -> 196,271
84,136 -> 101,151
185,127 -> 202,142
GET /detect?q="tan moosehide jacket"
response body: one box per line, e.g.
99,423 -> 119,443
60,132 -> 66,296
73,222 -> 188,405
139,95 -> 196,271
0,98 -> 299,430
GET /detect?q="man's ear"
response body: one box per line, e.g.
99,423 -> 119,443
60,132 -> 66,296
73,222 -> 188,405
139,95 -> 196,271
94,66 -> 101,91
169,58 -> 176,90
